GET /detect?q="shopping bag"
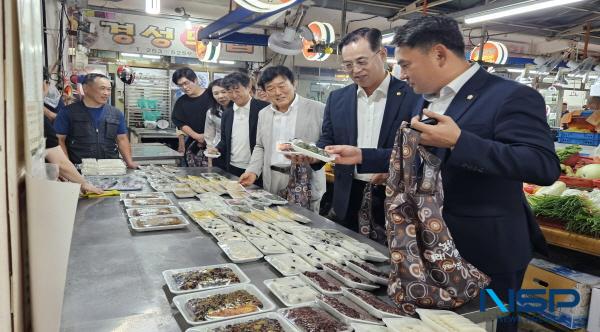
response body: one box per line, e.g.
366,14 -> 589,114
385,123 -> 491,315
279,162 -> 312,209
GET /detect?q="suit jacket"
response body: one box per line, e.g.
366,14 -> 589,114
316,75 -> 419,220
246,95 -> 326,204
360,68 -> 561,274
216,98 -> 270,171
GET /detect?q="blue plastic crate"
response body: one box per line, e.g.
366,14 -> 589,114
558,131 -> 600,146
581,111 -> 593,117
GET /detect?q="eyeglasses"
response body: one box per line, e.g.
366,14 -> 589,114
341,50 -> 382,72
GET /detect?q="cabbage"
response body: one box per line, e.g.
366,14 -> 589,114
575,164 -> 600,179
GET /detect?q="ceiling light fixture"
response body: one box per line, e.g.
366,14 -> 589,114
145,0 -> 160,15
464,0 -> 584,24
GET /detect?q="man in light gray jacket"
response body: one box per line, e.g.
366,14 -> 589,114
239,66 -> 326,212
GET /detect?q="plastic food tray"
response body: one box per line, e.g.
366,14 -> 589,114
125,206 -> 181,218
247,236 -> 290,255
317,295 -> 383,325
342,288 -> 405,319
162,263 -> 250,295
345,260 -> 389,285
323,264 -> 379,291
218,240 -> 263,263
383,317 -> 436,332
185,312 -> 299,332
264,253 -> 315,277
263,276 -> 319,307
278,305 -> 352,332
123,197 -> 174,207
172,284 -> 276,326
298,271 -> 343,295
120,192 -> 166,200
128,214 -> 189,232
340,241 -> 389,262
290,140 -> 335,163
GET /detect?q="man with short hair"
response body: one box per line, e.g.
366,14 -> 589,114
314,27 -> 419,235
54,73 -> 137,168
240,65 -> 326,212
212,72 -> 270,176
326,16 -> 560,332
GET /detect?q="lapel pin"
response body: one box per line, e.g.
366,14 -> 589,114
396,91 -> 402,96
467,94 -> 474,100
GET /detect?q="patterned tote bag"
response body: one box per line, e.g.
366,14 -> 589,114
384,122 -> 491,315
279,161 -> 312,209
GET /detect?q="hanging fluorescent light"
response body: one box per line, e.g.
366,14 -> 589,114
218,60 -> 235,65
142,54 -> 161,59
185,18 -> 192,29
382,33 -> 394,45
121,53 -> 141,58
145,0 -> 160,15
464,0 -> 584,24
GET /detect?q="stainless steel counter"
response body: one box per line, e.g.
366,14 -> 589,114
60,168 -> 501,331
132,143 -> 183,165
130,128 -> 179,144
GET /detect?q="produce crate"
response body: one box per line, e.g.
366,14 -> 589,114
538,224 -> 600,257
558,131 -> 600,146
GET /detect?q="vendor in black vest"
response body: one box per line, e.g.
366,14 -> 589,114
54,73 -> 137,168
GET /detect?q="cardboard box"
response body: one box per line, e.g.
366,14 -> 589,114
588,286 -> 600,332
520,259 -> 600,330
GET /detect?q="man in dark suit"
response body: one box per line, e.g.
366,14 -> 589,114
326,16 -> 560,332
314,27 -> 419,235
211,72 -> 270,177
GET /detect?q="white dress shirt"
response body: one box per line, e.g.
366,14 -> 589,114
230,99 -> 252,169
271,94 -> 299,166
424,63 -> 480,115
355,74 -> 391,182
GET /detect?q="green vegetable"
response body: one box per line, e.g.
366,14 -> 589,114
575,164 -> 600,179
528,195 -> 600,238
556,145 -> 582,163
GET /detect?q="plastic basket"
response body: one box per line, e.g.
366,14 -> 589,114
557,131 -> 600,146
142,110 -> 161,121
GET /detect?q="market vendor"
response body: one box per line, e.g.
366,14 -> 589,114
326,16 -> 561,332
54,73 -> 137,168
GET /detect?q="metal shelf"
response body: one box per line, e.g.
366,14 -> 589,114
124,68 -> 172,129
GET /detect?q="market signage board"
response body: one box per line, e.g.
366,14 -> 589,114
469,41 -> 509,65
84,10 -> 264,62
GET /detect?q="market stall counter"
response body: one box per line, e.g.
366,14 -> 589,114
132,143 -> 183,166
60,167 -> 502,332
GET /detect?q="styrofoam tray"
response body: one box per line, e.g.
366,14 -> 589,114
298,271 -> 343,295
129,214 -> 189,232
218,240 -> 263,263
323,264 -> 379,291
342,288 -> 405,319
314,244 -> 358,264
290,140 -> 335,163
272,234 -> 311,250
277,206 -> 311,223
123,197 -> 174,207
415,308 -> 486,332
278,305 -> 352,332
173,189 -> 198,198
341,240 -> 389,262
120,192 -> 166,200
352,322 -> 390,332
264,253 -> 315,277
247,236 -> 290,255
317,295 -> 383,326
213,231 -> 246,242
185,312 -> 299,332
162,263 -> 250,295
345,260 -> 389,285
383,317 -> 436,332
263,276 -> 319,307
172,284 -> 276,326
125,206 -> 181,218
291,245 -> 335,268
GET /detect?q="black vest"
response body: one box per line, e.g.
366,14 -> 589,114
66,101 -> 122,164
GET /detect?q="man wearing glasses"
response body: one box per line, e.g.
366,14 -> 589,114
314,28 -> 419,237
171,67 -> 211,163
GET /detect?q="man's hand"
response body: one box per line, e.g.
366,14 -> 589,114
126,161 -> 139,169
239,172 -> 257,187
324,145 -> 362,165
370,173 -> 388,185
410,110 -> 461,148
81,182 -> 104,195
